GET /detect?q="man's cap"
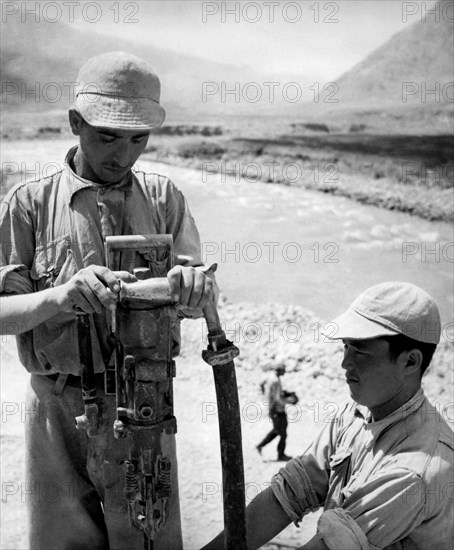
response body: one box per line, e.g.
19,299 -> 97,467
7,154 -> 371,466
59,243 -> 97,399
75,51 -> 165,130
323,282 -> 441,344
275,363 -> 286,373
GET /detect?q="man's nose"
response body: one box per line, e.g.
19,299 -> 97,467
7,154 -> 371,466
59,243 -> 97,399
112,141 -> 133,167
341,349 -> 353,371
341,356 -> 348,370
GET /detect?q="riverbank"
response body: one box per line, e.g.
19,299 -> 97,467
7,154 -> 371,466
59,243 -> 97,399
142,131 -> 454,223
2,119 -> 452,223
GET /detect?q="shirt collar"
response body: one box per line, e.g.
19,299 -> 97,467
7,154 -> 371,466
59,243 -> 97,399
354,388 -> 426,439
64,146 -> 133,205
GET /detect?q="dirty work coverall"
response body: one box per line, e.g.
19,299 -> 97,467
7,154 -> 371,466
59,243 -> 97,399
272,390 -> 454,549
0,147 -> 211,550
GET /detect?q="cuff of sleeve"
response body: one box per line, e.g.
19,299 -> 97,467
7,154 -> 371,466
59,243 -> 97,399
271,458 -> 321,526
317,509 -> 379,550
0,265 -> 33,294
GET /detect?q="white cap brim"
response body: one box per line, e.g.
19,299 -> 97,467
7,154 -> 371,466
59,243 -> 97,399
322,309 -> 401,341
76,94 -> 166,130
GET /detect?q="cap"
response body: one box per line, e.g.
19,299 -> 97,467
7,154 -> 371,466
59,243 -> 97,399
74,51 -> 166,130
323,282 -> 441,344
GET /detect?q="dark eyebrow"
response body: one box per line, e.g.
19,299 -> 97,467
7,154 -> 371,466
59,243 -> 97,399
97,129 -> 119,137
344,339 -> 368,350
97,130 -> 149,139
354,341 -> 374,352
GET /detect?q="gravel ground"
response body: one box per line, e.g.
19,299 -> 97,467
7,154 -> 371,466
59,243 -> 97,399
1,297 -> 453,549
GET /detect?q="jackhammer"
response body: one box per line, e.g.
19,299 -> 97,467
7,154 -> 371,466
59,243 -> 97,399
74,235 -> 247,550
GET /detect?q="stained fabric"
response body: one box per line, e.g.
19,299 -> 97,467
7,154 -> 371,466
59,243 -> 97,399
0,146 -> 214,375
317,508 -> 375,550
271,389 -> 454,549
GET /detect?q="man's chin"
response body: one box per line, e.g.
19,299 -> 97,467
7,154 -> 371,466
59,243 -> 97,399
348,385 -> 362,402
98,167 -> 130,184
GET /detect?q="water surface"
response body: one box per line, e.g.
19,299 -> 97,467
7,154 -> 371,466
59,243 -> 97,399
2,140 -> 452,326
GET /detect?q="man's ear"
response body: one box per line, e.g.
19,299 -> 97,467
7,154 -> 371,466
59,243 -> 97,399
68,108 -> 83,136
401,348 -> 423,377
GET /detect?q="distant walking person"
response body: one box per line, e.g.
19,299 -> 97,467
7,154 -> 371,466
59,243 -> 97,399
256,363 -> 295,461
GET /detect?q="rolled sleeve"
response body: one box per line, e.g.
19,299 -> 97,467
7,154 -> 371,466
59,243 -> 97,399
317,509 -> 378,550
0,190 -> 35,296
272,458 -> 321,525
271,416 -> 339,524
0,265 -> 34,294
339,469 -> 426,549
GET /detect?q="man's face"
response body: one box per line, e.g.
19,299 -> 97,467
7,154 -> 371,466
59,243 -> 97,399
71,111 -> 150,184
341,338 -> 405,411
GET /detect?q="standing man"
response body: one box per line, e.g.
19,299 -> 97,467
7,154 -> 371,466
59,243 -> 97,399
204,282 -> 453,550
0,52 -> 215,550
257,363 -> 292,461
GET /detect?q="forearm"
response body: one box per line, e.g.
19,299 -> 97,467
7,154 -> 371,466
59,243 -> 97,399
0,288 -> 64,334
201,487 -> 291,550
247,487 -> 292,548
296,534 -> 330,550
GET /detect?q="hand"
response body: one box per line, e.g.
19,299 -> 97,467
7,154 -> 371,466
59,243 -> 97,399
167,266 -> 214,310
54,265 -> 121,314
112,270 -> 137,284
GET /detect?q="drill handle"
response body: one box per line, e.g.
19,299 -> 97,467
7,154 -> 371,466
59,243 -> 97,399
117,266 -> 222,335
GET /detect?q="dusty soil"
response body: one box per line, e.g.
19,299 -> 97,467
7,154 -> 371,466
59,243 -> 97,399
1,297 -> 453,550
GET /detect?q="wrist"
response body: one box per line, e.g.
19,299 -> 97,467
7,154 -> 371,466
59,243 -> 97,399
39,285 -> 70,317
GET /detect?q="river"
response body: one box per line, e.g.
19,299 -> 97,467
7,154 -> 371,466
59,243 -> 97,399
2,139 -> 453,326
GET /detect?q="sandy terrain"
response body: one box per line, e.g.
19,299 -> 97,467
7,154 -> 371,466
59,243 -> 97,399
2,297 -> 453,549
1,140 -> 452,549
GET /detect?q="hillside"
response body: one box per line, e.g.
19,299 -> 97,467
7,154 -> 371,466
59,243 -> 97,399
320,0 -> 454,133
335,1 -> 453,107
0,17 -> 313,118
0,16 -> 230,117
1,3 -> 452,131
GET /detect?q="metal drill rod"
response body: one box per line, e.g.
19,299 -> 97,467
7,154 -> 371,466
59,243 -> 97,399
118,277 -> 247,550
212,359 -> 246,550
74,311 -> 100,437
202,301 -> 246,550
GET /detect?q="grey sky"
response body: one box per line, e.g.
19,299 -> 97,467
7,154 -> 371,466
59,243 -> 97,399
74,1 -> 421,80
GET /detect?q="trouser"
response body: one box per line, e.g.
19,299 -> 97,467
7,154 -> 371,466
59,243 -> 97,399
257,411 -> 288,455
25,374 -> 182,550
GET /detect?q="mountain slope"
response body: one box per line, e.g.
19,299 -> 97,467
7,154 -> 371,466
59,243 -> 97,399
1,4 -> 452,128
0,17 -> 313,118
335,0 -> 453,107
0,16 -> 238,116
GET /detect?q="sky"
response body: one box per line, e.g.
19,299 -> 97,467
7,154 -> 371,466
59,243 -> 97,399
68,0 -> 421,81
